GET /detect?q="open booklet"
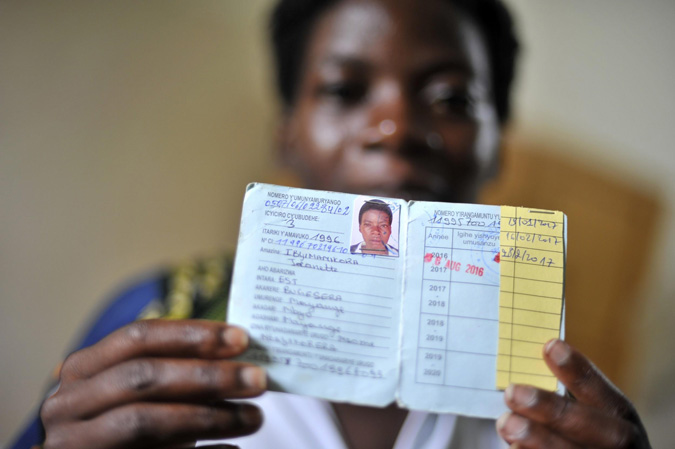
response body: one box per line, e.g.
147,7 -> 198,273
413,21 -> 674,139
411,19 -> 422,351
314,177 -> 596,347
228,183 -> 566,419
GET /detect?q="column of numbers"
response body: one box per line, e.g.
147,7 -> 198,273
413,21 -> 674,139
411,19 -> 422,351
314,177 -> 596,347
416,228 -> 453,384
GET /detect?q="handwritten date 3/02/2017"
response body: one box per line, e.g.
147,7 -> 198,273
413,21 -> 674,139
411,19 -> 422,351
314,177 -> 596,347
499,246 -> 556,267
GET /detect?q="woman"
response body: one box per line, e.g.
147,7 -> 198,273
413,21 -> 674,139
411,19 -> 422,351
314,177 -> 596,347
12,0 -> 651,448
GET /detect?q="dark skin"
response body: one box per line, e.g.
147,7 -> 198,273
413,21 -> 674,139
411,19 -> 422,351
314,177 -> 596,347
358,209 -> 393,253
281,0 -> 499,204
39,320 -> 265,449
39,0 -> 651,448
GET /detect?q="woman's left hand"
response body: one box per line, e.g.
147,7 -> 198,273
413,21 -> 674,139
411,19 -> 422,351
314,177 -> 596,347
496,339 -> 651,448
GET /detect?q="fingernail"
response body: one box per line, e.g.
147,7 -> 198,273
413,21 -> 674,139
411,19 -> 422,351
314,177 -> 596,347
511,385 -> 537,407
505,384 -> 514,402
546,339 -> 570,366
496,412 -> 510,431
237,403 -> 263,429
496,412 -> 529,440
241,366 -> 267,390
223,326 -> 248,349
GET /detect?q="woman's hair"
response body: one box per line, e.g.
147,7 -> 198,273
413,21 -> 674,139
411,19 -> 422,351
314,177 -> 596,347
270,0 -> 519,124
359,200 -> 393,225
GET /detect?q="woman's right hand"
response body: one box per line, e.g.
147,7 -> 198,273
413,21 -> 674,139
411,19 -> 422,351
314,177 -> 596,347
40,319 -> 266,449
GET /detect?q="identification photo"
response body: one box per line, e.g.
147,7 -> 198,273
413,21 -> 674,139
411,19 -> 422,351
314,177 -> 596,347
349,197 -> 401,257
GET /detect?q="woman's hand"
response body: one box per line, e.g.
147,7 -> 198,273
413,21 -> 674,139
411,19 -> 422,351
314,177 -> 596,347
40,319 -> 266,449
497,339 -> 651,448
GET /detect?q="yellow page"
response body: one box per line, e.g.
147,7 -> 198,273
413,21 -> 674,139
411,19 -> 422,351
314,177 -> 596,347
496,207 -> 565,390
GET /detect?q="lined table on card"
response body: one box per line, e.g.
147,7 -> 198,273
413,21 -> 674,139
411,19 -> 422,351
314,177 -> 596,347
496,207 -> 565,391
415,225 -> 501,391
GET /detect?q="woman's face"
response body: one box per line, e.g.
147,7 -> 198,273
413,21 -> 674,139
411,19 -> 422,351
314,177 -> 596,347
280,0 -> 501,203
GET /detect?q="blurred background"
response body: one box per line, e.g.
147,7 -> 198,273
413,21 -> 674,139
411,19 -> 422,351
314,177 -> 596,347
1,0 -> 674,446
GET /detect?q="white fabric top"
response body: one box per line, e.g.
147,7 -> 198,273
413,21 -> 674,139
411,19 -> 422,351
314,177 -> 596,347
350,241 -> 399,256
198,392 -> 507,449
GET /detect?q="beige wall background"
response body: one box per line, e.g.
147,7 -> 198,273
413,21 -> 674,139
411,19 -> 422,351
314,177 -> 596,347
1,0 -> 674,447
